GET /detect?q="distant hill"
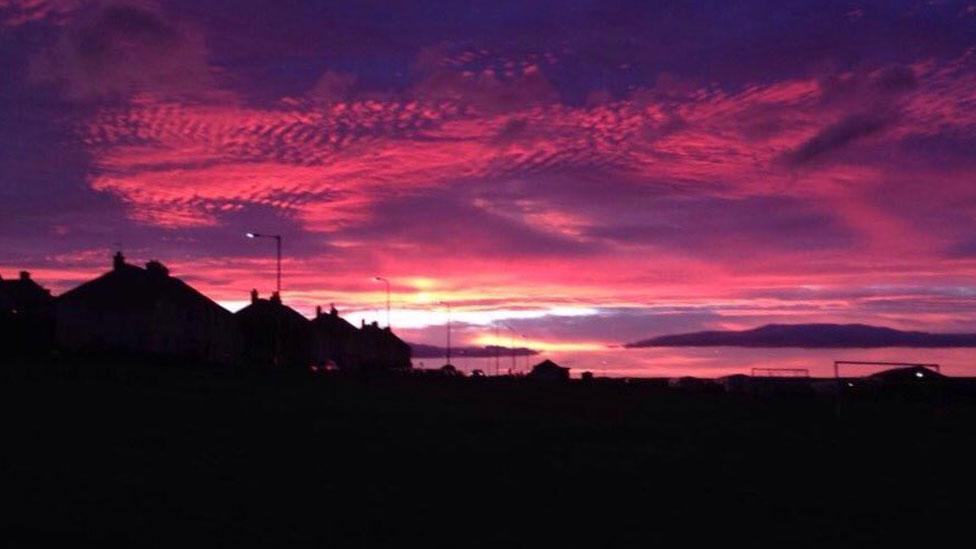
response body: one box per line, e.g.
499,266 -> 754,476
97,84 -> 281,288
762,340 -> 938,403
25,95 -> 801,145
625,323 -> 976,348
409,343 -> 539,358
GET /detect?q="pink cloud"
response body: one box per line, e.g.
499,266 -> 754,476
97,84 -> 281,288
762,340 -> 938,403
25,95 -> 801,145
0,0 -> 79,27
8,48 -> 962,347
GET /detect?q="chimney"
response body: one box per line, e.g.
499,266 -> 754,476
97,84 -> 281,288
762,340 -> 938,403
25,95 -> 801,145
315,305 -> 322,318
19,271 -> 30,281
145,260 -> 169,277
361,319 -> 365,328
330,303 -> 338,316
250,289 -> 259,304
113,251 -> 125,270
270,291 -> 281,304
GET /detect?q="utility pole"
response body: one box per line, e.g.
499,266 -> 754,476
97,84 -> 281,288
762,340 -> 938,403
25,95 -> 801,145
440,301 -> 452,366
494,322 -> 500,375
373,276 -> 391,328
500,321 -> 520,374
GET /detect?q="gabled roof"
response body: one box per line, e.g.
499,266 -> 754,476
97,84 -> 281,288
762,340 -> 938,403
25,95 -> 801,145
235,298 -> 310,327
359,322 -> 410,347
0,272 -> 52,307
311,310 -> 357,332
56,256 -> 230,317
531,359 -> 568,372
868,365 -> 944,382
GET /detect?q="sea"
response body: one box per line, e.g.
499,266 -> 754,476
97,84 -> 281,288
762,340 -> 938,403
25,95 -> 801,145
412,347 -> 976,378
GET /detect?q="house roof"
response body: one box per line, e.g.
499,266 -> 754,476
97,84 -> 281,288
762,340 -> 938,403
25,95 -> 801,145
56,256 -> 230,317
868,365 -> 944,382
235,298 -> 310,327
531,359 -> 568,372
359,322 -> 410,348
311,310 -> 357,332
0,272 -> 51,308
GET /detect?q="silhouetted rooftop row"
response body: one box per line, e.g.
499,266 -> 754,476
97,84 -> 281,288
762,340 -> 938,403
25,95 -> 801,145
1,252 -> 410,371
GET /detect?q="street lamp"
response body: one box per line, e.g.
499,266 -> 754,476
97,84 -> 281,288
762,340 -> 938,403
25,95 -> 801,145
493,321 -> 501,375
246,232 -> 282,294
499,321 -> 521,374
439,301 -> 452,366
500,321 -> 531,373
373,276 -> 391,329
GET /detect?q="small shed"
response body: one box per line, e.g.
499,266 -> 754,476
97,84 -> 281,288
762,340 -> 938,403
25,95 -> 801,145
528,359 -> 570,381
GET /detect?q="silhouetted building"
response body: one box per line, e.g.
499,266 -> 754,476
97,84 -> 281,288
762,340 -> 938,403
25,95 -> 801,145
235,290 -> 311,371
669,376 -> 722,392
719,374 -> 751,393
55,253 -> 237,364
0,270 -> 54,356
439,363 -> 462,377
719,373 -> 812,396
357,320 -> 412,371
528,359 -> 569,381
310,304 -> 361,370
868,365 -> 944,384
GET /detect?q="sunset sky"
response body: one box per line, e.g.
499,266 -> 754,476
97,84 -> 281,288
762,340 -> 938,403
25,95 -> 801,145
2,0 -> 976,352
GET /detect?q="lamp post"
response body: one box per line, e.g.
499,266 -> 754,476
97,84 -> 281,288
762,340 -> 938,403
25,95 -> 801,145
494,321 -> 501,376
373,276 -> 391,329
246,232 -> 282,294
439,301 -> 452,366
500,321 -> 521,374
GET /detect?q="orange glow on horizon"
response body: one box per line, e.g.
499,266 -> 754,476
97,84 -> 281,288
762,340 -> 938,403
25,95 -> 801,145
472,333 -> 607,352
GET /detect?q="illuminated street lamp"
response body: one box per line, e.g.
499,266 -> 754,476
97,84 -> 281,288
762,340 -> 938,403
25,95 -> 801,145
373,276 -> 391,329
245,232 -> 282,294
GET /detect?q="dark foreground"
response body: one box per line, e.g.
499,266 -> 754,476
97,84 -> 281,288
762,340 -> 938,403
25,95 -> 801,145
3,359 -> 976,547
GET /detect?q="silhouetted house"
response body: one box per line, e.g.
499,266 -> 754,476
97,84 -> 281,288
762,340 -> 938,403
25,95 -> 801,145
310,304 -> 361,370
55,253 -> 237,364
235,290 -> 311,371
439,363 -> 462,377
669,376 -> 722,393
357,320 -> 412,371
0,271 -> 54,355
719,374 -> 751,394
868,365 -> 944,384
528,359 -> 570,381
842,365 -> 946,400
720,373 -> 812,396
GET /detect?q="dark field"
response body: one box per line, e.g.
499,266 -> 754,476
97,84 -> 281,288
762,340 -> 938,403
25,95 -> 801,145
3,359 -> 976,547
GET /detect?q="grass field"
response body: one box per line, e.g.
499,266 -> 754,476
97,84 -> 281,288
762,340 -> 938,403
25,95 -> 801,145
3,358 -> 975,546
